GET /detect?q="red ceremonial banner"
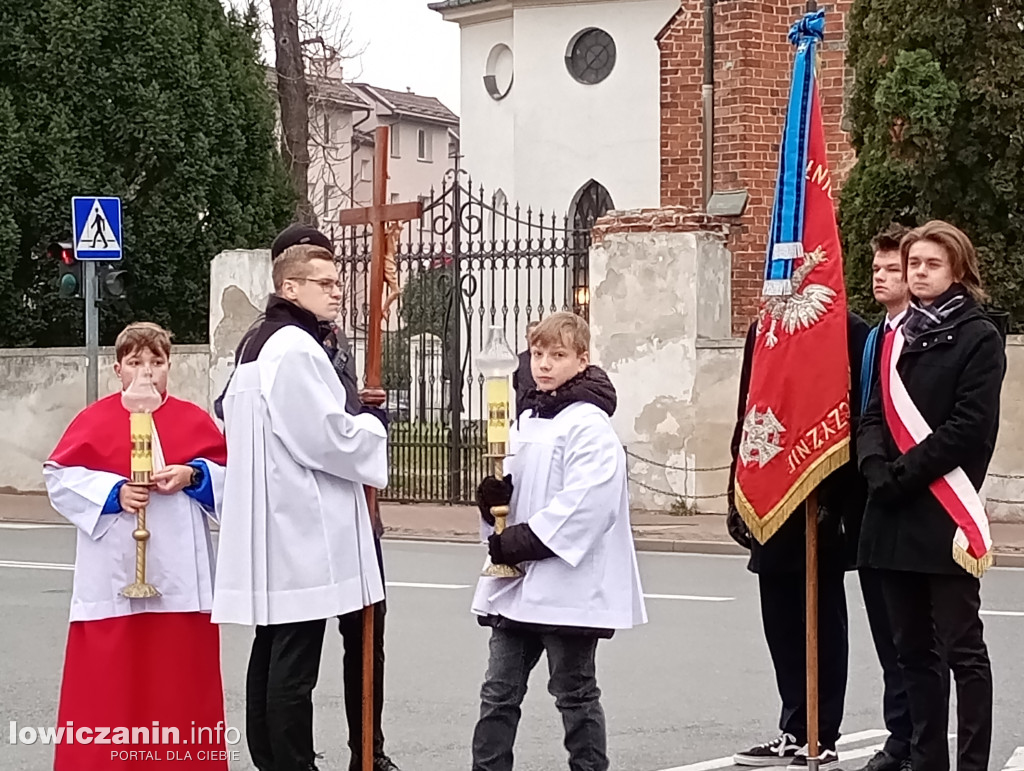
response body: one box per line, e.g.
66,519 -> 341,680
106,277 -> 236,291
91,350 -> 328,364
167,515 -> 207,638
734,84 -> 850,543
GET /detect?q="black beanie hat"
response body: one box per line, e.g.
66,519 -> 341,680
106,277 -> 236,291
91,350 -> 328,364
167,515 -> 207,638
271,223 -> 333,260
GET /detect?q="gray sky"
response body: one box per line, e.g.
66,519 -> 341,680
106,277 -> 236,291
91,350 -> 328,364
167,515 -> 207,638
343,0 -> 461,114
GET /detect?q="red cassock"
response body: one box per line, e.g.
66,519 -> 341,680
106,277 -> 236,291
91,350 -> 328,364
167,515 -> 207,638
48,393 -> 230,771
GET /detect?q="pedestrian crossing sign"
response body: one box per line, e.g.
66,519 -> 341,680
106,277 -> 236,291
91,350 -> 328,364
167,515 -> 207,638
72,197 -> 122,261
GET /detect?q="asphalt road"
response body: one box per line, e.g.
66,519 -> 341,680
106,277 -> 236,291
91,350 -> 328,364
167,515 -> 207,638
1,525 -> 1022,771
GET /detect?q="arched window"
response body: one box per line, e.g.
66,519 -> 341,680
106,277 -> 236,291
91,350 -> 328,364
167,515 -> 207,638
569,179 -> 614,232
567,181 -> 613,320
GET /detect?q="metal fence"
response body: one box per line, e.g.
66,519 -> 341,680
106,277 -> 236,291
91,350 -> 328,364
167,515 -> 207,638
332,169 -> 590,503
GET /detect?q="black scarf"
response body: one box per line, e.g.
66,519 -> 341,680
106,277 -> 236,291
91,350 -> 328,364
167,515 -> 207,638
518,366 -> 617,420
902,283 -> 970,345
236,295 -> 323,366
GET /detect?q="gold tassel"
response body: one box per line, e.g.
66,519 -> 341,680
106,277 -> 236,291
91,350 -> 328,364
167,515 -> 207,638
953,543 -> 994,578
736,438 -> 850,545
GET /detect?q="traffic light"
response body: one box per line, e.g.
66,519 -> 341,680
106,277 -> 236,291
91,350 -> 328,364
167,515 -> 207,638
47,241 -> 81,299
98,263 -> 129,299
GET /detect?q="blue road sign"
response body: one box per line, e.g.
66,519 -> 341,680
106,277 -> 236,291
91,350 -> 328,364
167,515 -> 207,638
72,197 -> 122,261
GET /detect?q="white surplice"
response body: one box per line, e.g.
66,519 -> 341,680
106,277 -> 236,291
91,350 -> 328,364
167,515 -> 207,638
43,425 -> 225,623
472,402 -> 648,630
212,325 -> 388,627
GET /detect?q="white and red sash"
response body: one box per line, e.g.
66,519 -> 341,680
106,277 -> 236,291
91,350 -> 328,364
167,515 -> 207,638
880,328 -> 993,577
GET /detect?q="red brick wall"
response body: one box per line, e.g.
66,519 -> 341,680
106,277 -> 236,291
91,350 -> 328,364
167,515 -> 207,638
659,1 -> 854,336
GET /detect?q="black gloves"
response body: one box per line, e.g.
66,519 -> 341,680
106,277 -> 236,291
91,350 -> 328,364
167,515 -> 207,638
726,503 -> 753,549
476,474 -> 513,527
488,523 -> 555,566
862,457 -> 901,503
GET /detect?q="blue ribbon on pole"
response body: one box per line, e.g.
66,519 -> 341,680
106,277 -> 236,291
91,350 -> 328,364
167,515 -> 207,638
762,9 -> 825,296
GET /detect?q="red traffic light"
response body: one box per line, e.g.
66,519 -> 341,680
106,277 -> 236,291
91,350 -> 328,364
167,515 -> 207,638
47,241 -> 75,265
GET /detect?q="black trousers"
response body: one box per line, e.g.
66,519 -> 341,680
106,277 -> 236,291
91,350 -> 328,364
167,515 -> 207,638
758,571 -> 848,748
859,568 -> 912,760
338,536 -> 387,759
246,618 -> 327,771
879,571 -> 992,771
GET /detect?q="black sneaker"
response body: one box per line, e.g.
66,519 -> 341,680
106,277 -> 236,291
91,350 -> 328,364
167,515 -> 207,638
349,755 -> 402,771
786,745 -> 839,771
898,759 -> 912,771
858,750 -> 903,771
734,733 -> 802,766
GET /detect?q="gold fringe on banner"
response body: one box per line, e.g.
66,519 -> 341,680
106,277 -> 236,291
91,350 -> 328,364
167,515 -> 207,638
953,543 -> 994,578
735,437 -> 850,545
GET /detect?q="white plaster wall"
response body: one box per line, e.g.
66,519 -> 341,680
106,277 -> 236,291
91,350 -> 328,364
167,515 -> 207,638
513,1 -> 675,213
460,17 -> 517,203
0,346 -> 209,493
386,121 -> 453,204
455,1 -> 674,214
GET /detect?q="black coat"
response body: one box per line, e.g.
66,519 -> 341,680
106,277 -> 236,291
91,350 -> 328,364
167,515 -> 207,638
857,300 -> 1006,575
728,312 -> 870,575
513,350 -> 535,416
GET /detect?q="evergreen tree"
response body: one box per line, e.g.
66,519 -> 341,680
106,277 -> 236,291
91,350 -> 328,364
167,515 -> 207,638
840,1 -> 1024,327
0,0 -> 293,346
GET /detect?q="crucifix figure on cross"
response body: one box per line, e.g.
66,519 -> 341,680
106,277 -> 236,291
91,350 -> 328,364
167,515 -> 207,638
337,124 -> 422,771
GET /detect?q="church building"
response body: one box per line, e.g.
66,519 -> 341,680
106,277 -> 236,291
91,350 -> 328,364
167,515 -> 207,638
430,0 -> 678,229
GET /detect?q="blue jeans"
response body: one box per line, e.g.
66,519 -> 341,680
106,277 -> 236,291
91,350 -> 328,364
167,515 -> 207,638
471,626 -> 608,771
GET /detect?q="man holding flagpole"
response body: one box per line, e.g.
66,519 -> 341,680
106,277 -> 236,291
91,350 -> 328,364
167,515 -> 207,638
729,9 -> 863,771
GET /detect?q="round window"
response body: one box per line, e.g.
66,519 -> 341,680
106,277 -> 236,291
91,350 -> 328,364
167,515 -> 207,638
565,28 -> 616,85
484,44 -> 514,101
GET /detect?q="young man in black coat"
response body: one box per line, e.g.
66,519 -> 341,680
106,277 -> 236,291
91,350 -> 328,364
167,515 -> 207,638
853,225 -> 915,771
728,311 -> 870,771
857,221 -> 1005,771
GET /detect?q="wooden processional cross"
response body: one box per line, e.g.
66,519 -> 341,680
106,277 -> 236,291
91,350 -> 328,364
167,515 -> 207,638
338,124 -> 422,771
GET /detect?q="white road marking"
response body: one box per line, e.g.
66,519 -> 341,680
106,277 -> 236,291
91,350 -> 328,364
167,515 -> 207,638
981,610 -> 1024,618
1002,746 -> 1024,771
644,593 -> 734,602
387,581 -> 471,590
652,730 -> 889,771
0,559 -> 74,571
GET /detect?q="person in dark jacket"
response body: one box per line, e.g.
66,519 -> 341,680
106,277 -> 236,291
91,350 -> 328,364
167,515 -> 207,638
857,221 -> 1005,771
512,320 -> 539,416
854,224 -> 915,771
728,310 -> 869,771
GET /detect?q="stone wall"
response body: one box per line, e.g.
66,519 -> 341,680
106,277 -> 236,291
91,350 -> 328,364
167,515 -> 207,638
590,208 -> 1024,523
0,345 -> 209,493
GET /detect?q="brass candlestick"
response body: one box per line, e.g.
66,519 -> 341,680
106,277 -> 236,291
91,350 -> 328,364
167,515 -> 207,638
477,325 -> 523,579
482,449 -> 523,579
121,371 -> 161,599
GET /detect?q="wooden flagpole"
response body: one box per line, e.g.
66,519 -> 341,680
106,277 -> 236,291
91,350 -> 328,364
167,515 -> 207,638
802,0 -> 820,763
340,125 -> 422,771
805,488 -> 820,771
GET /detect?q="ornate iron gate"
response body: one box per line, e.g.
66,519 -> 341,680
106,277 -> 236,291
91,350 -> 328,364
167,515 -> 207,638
333,170 -> 591,503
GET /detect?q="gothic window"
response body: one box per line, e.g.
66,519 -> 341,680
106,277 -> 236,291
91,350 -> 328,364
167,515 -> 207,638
569,179 -> 614,232
565,28 -> 616,86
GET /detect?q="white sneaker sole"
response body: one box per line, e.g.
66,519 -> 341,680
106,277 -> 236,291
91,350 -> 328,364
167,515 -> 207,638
733,756 -> 798,767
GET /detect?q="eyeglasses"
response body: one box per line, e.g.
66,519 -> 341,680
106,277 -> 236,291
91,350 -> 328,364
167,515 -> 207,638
286,277 -> 343,292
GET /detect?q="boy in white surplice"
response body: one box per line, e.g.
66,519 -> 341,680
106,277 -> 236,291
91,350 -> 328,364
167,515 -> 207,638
470,312 -> 647,771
